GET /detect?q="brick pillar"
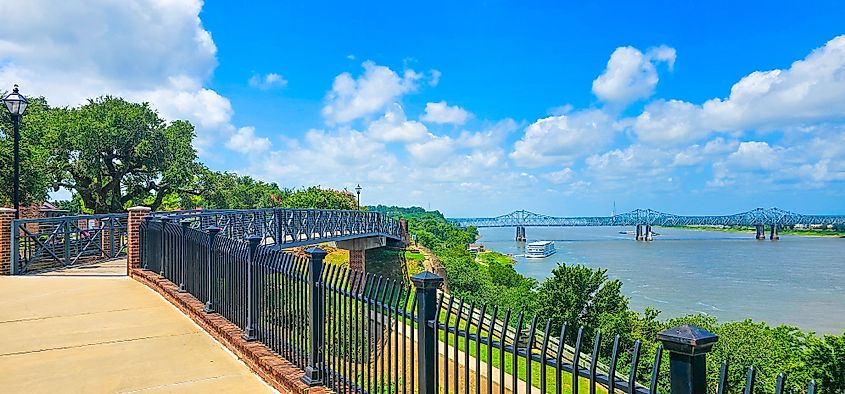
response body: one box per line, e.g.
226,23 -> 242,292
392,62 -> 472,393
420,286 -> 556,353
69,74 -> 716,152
0,208 -> 17,275
399,218 -> 410,246
127,206 -> 151,275
349,249 -> 365,273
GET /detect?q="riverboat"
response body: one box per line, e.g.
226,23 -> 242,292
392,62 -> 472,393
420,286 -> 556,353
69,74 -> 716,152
525,241 -> 555,258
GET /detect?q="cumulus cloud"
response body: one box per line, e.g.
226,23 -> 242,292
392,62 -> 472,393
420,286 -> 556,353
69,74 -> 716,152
321,61 -> 422,123
592,45 -> 676,107
544,168 -> 575,184
226,126 -> 271,154
510,110 -> 617,167
420,101 -> 471,125
248,73 -> 287,90
634,35 -> 845,145
0,0 -> 254,157
367,104 -> 429,143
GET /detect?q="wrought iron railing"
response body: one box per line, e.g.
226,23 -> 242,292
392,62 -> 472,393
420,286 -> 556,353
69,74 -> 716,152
138,215 -> 828,394
11,213 -> 128,274
147,208 -> 405,248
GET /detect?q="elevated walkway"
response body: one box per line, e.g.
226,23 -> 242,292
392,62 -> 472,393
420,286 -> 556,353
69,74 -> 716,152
0,260 -> 274,393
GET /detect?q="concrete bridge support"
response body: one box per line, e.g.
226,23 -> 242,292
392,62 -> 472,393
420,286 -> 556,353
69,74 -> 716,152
515,226 -> 526,242
335,236 -> 387,273
755,225 -> 766,240
645,225 -> 653,241
635,225 -> 643,241
770,224 -> 779,240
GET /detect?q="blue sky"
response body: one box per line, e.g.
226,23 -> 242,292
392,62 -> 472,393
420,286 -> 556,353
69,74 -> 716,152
3,1 -> 845,216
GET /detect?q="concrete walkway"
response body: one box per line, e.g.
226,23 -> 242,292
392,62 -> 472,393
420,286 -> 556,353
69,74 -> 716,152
0,260 -> 274,393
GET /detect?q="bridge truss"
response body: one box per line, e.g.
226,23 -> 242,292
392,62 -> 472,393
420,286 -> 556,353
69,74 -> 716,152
449,208 -> 845,228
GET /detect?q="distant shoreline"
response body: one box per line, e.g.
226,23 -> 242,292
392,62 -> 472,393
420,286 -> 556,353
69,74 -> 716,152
679,225 -> 845,238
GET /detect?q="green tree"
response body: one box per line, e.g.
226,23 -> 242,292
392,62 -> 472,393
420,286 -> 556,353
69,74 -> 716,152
44,96 -> 197,213
0,96 -> 51,207
281,186 -> 358,210
187,168 -> 288,209
532,263 -> 632,354
803,333 -> 845,394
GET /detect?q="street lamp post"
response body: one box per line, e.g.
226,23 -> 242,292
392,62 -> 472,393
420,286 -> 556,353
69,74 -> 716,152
3,85 -> 28,219
355,184 -> 362,211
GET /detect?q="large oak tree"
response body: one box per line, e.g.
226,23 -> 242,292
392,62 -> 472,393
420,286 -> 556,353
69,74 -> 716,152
46,96 -> 197,213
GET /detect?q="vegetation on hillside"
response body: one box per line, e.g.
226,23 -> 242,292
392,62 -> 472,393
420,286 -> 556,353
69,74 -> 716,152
373,205 -> 845,394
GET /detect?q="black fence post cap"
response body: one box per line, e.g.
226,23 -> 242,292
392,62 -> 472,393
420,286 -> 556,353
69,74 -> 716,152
205,225 -> 221,234
411,271 -> 444,289
305,246 -> 328,257
657,324 -> 718,356
180,219 -> 191,227
244,234 -> 262,244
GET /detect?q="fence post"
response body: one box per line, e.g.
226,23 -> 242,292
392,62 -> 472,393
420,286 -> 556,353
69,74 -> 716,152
657,324 -> 718,394
64,219 -> 71,266
242,235 -> 262,341
159,217 -> 171,278
411,271 -> 444,394
178,220 -> 190,292
204,226 -> 221,313
302,246 -> 328,386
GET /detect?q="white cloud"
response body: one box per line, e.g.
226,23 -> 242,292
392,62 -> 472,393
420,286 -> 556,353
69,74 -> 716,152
633,99 -> 707,145
406,136 -> 455,164
510,110 -> 617,167
429,69 -> 442,87
634,35 -> 845,145
321,61 -> 421,123
544,168 -> 575,184
0,0 -> 252,158
225,127 -> 271,154
420,101 -> 471,125
367,104 -> 429,143
248,73 -> 287,90
457,118 -> 518,149
592,45 -> 676,107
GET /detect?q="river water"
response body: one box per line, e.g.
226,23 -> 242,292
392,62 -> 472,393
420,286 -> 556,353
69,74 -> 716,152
476,227 -> 845,334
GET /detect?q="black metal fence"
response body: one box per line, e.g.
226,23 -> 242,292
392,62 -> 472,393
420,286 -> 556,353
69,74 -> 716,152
11,213 -> 129,274
139,217 -> 829,394
146,208 -> 404,248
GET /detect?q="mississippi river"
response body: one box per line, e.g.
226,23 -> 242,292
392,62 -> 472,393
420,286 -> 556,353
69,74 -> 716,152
476,227 -> 845,334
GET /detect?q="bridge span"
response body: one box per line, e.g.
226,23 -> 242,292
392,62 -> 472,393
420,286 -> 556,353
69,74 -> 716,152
448,208 -> 845,241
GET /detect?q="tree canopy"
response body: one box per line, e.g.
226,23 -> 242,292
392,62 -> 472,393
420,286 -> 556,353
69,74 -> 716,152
43,96 -> 197,213
0,96 -> 51,206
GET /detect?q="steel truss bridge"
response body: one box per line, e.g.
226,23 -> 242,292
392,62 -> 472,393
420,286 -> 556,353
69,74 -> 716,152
449,208 -> 845,228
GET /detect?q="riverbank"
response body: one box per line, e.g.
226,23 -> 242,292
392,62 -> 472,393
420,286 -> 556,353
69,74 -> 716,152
680,225 -> 845,237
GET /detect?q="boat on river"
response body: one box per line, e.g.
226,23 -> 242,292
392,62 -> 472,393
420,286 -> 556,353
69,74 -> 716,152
525,241 -> 556,258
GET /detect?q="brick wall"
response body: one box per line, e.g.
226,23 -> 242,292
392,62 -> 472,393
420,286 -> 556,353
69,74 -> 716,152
0,208 -> 15,275
127,206 -> 151,274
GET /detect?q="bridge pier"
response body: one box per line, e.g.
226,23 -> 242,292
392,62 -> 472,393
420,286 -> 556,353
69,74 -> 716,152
515,226 -> 526,242
635,224 -> 643,241
755,225 -> 766,240
335,236 -> 387,273
770,224 -> 779,240
645,225 -> 653,241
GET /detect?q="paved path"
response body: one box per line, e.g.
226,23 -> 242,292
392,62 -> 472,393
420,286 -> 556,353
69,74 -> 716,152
0,260 -> 274,393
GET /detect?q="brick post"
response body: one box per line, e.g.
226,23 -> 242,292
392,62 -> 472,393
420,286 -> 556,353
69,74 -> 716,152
0,208 -> 16,275
349,249 -> 365,273
127,206 -> 151,275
